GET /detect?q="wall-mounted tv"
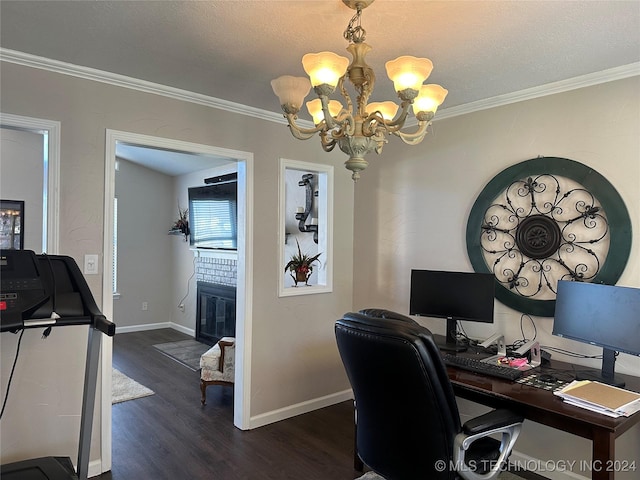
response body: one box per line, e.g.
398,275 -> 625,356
188,173 -> 237,250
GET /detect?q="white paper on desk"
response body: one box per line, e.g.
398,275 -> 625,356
555,381 -> 640,417
554,381 -> 619,416
616,398 -> 640,417
556,380 -> 590,394
560,397 -> 623,418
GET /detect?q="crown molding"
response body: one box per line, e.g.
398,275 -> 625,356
2,48 -> 638,126
435,62 -> 640,121
0,48 -> 301,126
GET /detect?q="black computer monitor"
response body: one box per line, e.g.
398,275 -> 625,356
553,280 -> 640,387
409,269 -> 495,352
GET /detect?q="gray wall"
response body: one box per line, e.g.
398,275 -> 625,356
2,55 -> 637,480
353,76 -> 640,479
0,61 -> 355,469
113,158 -> 174,329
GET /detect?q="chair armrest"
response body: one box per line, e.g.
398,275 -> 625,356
462,409 -> 524,435
200,344 -> 221,370
454,409 -> 524,480
217,338 -> 235,372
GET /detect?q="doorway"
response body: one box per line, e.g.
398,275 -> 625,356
103,129 -> 253,472
0,113 -> 60,254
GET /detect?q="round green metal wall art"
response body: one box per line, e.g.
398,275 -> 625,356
466,157 -> 632,317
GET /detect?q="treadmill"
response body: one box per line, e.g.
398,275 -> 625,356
0,249 -> 116,480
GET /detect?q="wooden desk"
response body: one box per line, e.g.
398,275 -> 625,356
447,359 -> 640,480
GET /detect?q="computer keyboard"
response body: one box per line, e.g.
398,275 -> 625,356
441,352 -> 524,381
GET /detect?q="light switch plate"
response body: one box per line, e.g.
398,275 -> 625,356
84,254 -> 99,275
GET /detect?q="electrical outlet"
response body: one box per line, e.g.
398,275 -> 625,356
142,302 -> 148,311
84,254 -> 99,275
178,303 -> 185,312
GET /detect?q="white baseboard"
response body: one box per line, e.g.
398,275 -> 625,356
509,450 -> 590,480
87,458 -> 103,478
115,322 -> 171,334
169,322 -> 195,336
248,389 -> 354,430
114,322 -> 194,336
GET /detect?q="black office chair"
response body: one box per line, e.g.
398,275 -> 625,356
335,310 -> 524,480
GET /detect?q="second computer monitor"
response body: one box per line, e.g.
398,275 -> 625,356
553,280 -> 640,387
410,269 -> 495,351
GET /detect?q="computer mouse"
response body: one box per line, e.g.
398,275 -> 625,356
538,374 -> 557,383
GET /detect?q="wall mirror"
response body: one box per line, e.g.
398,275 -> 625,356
278,159 -> 333,297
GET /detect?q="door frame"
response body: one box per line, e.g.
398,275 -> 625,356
102,129 -> 253,472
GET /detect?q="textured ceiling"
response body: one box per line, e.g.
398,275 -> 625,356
2,0 -> 639,117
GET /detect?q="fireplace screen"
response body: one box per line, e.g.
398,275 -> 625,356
196,281 -> 236,345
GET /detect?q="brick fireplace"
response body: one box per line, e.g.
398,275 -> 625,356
195,256 -> 237,345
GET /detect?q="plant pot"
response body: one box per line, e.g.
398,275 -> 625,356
295,270 -> 309,285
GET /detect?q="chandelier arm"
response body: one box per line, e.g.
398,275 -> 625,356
394,121 -> 431,146
357,69 -> 375,117
325,114 -> 354,139
361,113 -> 383,137
337,78 -> 356,137
382,101 -> 412,128
319,96 -> 346,131
338,76 -> 352,110
361,100 -> 413,137
320,131 -> 337,152
286,114 -> 327,140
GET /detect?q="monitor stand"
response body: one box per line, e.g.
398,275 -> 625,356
575,348 -> 625,388
433,317 -> 467,353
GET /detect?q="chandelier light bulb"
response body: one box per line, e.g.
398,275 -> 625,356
271,75 -> 312,113
413,84 -> 449,115
306,99 -> 343,125
302,52 -> 350,89
385,56 -> 433,93
366,101 -> 399,121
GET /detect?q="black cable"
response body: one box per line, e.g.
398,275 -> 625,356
1,329 -> 25,420
504,314 -> 538,352
541,345 -> 603,359
2,254 -> 57,420
520,313 -> 537,343
456,321 -> 469,340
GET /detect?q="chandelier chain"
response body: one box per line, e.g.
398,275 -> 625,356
344,6 -> 366,43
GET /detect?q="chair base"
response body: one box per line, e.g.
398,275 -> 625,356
200,378 -> 233,405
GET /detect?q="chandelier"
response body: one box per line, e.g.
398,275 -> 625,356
271,0 -> 448,181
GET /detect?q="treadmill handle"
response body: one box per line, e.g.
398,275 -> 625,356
94,314 -> 116,337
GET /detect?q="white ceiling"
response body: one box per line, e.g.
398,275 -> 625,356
115,143 -> 233,176
2,1 -> 639,172
2,0 -> 639,112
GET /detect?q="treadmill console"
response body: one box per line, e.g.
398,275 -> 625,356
0,249 -> 49,332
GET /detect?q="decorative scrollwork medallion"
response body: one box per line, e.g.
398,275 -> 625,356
466,157 -> 632,316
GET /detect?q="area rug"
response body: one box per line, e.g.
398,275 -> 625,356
112,368 -> 154,404
356,469 -> 526,480
152,339 -> 210,371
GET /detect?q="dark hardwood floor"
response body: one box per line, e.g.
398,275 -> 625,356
98,328 -> 357,479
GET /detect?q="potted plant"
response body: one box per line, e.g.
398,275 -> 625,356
171,206 -> 190,241
284,239 -> 322,286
